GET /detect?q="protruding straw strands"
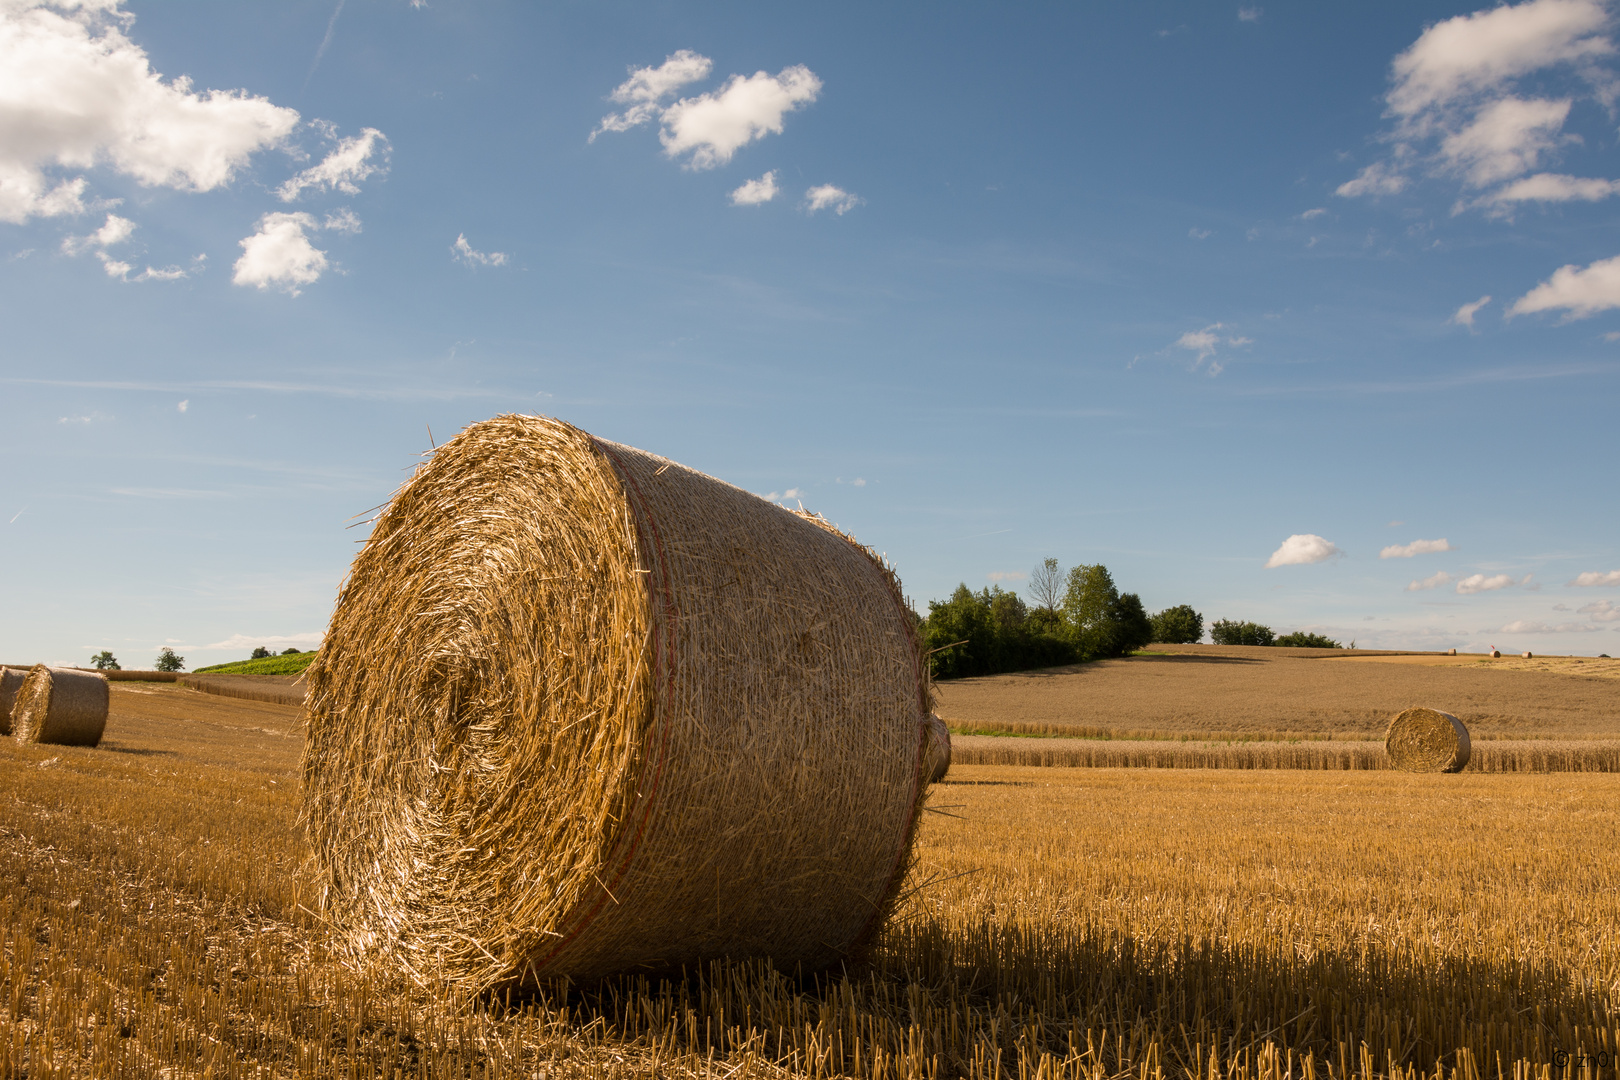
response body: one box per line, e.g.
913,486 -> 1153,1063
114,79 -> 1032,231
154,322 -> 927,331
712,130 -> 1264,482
303,414 -> 935,992
0,666 -> 26,736
1385,706 -> 1471,773
10,665 -> 110,746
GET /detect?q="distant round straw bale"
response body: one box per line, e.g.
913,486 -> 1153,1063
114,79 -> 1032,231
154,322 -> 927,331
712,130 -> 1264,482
1385,706 -> 1471,773
303,415 -> 934,991
0,667 -> 28,736
923,714 -> 951,783
11,665 -> 109,747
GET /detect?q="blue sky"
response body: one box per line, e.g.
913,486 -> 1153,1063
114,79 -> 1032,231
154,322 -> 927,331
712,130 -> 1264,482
3,0 -> 1620,666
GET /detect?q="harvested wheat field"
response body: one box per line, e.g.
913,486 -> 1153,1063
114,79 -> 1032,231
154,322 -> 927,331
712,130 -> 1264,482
5,679 -> 1620,1078
937,644 -> 1620,742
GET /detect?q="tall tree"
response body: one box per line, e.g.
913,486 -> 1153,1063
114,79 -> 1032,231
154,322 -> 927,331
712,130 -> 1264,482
1027,557 -> 1064,612
1150,604 -> 1204,644
1062,563 -> 1121,659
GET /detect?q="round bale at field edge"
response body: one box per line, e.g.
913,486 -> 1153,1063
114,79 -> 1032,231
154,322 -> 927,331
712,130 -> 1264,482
1385,706 -> 1471,773
302,414 -> 937,991
11,665 -> 109,747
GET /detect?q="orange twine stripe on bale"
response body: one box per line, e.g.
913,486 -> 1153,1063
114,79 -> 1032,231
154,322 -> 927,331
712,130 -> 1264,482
302,414 -> 938,992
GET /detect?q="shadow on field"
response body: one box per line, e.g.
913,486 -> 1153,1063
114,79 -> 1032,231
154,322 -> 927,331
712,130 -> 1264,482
100,743 -> 179,758
519,916 -> 1604,1076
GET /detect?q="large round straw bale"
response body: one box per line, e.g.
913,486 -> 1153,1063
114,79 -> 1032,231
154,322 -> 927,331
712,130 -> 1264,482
923,714 -> 951,783
0,667 -> 27,736
11,665 -> 109,747
303,414 -> 935,990
1385,706 -> 1471,773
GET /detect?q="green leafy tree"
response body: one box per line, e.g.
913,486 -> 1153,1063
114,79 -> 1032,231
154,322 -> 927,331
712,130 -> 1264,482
154,647 -> 185,672
89,650 -> 120,671
1062,564 -> 1121,659
1150,604 -> 1203,644
1114,593 -> 1154,654
925,584 -> 1076,679
1210,619 -> 1275,647
1275,631 -> 1342,648
280,647 -> 302,655
250,646 -> 272,660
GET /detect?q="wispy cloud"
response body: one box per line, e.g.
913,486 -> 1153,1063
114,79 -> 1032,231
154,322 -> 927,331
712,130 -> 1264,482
1456,571 -> 1531,594
1570,569 -> 1620,586
804,184 -> 862,215
276,126 -> 389,201
451,233 -> 508,267
1452,295 -> 1492,326
199,632 -> 324,652
1380,538 -> 1454,558
1499,619 -> 1596,633
1577,599 -> 1620,621
1406,570 -> 1454,591
1170,322 -> 1252,375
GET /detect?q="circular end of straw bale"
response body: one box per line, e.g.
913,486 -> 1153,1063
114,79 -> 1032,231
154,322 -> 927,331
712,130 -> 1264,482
1384,706 -> 1471,773
303,414 -> 932,990
11,665 -> 109,747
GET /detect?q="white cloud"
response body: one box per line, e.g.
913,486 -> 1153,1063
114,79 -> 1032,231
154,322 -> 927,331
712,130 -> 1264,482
1499,619 -> 1595,633
763,486 -> 804,502
1336,161 -> 1408,198
231,211 -> 327,295
729,170 -> 779,205
1578,599 -> 1620,621
986,571 -> 1026,582
660,66 -> 821,169
199,631 -> 323,652
1479,172 -> 1620,206
275,127 -> 388,201
1265,533 -> 1342,568
1171,322 -> 1250,374
1381,538 -> 1455,558
1508,254 -> 1620,319
1299,207 -> 1327,220
176,399 -> 187,413
451,233 -> 507,266
1456,572 -> 1523,594
804,183 -> 861,215
1406,571 -> 1454,591
1340,0 -> 1615,210
1570,569 -> 1620,586
1452,295 -> 1492,325
590,50 -> 714,140
96,251 -> 130,278
1437,95 -> 1571,187
323,208 -> 361,234
1386,0 -> 1610,117
62,212 -> 134,254
1188,227 -> 1212,239
1238,7 -> 1263,22
0,0 -> 299,223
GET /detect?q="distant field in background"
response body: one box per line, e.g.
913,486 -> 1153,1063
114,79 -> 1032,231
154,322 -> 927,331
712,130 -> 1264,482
4,682 -> 1619,1077
193,651 -> 317,676
936,644 -> 1620,742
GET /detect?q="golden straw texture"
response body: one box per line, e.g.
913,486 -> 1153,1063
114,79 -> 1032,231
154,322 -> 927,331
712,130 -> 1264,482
303,414 -> 934,991
0,667 -> 25,736
10,665 -> 110,747
1385,706 -> 1471,773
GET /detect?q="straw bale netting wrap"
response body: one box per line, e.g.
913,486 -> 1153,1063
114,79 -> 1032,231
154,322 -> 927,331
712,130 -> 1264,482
303,414 -> 936,991
1385,706 -> 1471,773
10,665 -> 109,746
0,667 -> 27,736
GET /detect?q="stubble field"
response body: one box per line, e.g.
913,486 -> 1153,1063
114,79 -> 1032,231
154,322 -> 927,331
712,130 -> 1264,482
2,654 -> 1618,1078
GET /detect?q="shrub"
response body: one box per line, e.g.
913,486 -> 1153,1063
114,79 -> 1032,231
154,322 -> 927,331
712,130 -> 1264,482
1275,631 -> 1342,649
281,647 -> 302,655
1210,619 -> 1275,647
1150,605 -> 1203,644
153,648 -> 185,672
89,651 -> 120,671
925,584 -> 1077,679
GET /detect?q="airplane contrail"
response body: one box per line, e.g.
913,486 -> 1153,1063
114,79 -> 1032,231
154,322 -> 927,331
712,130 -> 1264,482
304,0 -> 346,92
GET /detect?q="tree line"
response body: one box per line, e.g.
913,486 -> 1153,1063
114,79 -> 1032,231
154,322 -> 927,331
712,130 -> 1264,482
921,559 -> 1205,679
921,560 -> 1342,679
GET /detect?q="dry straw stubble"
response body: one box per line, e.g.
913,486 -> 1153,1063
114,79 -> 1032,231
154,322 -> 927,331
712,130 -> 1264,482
1385,706 -> 1472,773
303,414 -> 935,992
10,665 -> 110,747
